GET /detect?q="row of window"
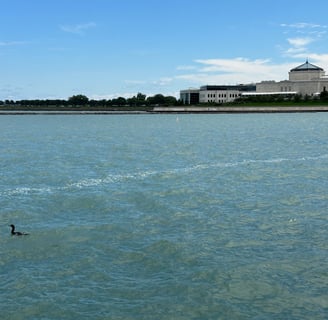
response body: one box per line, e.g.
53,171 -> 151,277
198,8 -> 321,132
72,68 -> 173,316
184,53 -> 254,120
207,93 -> 240,98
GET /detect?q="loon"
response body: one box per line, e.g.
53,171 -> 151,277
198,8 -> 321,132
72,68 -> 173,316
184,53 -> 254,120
9,224 -> 29,236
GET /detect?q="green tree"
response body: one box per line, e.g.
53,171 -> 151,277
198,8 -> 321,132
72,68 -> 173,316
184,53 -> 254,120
127,96 -> 138,107
127,93 -> 147,107
68,94 -> 89,105
320,90 -> 328,101
147,94 -> 166,105
136,92 -> 146,104
111,97 -> 126,106
294,94 -> 302,102
164,96 -> 177,105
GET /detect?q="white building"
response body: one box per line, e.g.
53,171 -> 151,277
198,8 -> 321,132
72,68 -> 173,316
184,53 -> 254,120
180,84 -> 255,104
256,60 -> 328,96
180,60 -> 328,104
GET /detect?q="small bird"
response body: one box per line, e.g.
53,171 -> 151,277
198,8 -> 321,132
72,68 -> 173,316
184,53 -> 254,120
9,224 -> 29,236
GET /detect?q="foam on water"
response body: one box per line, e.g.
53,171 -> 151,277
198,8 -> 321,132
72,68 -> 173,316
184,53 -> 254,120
2,153 -> 328,197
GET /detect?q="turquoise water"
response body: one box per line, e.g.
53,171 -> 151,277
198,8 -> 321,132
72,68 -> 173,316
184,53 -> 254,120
0,113 -> 327,319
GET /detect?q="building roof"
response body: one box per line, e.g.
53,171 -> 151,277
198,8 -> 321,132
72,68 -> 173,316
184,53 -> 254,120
290,60 -> 323,72
200,84 -> 256,92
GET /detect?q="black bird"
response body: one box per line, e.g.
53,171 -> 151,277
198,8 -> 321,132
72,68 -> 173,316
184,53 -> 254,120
9,224 -> 29,236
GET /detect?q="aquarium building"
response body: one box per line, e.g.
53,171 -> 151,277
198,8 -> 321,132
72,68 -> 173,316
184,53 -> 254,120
255,60 -> 328,97
180,61 -> 328,104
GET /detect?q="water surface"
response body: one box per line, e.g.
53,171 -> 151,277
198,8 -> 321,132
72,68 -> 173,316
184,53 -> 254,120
1,114 -> 327,319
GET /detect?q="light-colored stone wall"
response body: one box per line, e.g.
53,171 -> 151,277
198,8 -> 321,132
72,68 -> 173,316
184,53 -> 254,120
289,70 -> 325,81
257,66 -> 328,96
256,81 -> 291,93
199,90 -> 241,103
257,79 -> 328,96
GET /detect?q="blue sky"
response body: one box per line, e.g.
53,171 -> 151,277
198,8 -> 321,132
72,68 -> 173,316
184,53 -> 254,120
1,0 -> 328,100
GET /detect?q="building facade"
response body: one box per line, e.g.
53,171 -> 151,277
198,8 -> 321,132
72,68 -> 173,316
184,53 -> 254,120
180,84 -> 255,104
180,61 -> 328,104
180,89 -> 200,104
256,60 -> 328,96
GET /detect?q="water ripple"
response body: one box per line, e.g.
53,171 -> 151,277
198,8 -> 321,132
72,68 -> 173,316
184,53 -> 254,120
1,153 -> 328,197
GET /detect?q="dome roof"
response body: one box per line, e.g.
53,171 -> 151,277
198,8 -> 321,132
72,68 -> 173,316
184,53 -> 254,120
290,60 -> 323,72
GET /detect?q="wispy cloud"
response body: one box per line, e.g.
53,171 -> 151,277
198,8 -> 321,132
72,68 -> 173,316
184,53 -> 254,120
287,37 -> 314,48
175,58 -> 296,85
280,22 -> 328,64
111,22 -> 328,96
280,24 -> 327,55
0,84 -> 25,100
281,23 -> 327,37
0,41 -> 29,46
125,80 -> 147,86
153,77 -> 174,86
284,36 -> 314,55
176,65 -> 197,71
280,22 -> 327,29
174,22 -> 328,88
60,22 -> 96,35
195,58 -> 271,74
124,77 -> 175,93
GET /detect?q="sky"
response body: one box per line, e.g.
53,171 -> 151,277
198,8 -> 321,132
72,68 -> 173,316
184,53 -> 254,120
1,0 -> 328,101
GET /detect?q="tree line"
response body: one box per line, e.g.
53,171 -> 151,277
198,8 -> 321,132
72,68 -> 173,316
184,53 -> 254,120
0,93 -> 182,107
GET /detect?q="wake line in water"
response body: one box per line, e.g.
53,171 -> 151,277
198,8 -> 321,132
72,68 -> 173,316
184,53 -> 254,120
2,154 -> 328,196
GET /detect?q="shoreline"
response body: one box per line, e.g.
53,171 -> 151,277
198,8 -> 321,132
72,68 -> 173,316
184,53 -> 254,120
152,105 -> 328,113
0,110 -> 149,115
1,105 -> 328,114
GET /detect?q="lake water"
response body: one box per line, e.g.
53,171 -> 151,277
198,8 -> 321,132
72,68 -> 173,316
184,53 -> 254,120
0,113 -> 327,319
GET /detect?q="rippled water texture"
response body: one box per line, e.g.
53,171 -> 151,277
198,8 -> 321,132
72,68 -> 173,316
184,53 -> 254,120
0,114 -> 327,319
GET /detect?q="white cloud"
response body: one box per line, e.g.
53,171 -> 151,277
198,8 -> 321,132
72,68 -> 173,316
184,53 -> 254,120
195,58 -> 271,74
175,58 -> 297,85
60,22 -> 96,35
281,23 -> 327,29
175,21 -> 328,89
143,21 -> 328,92
288,52 -> 328,69
153,77 -> 174,86
284,37 -> 315,55
280,22 -> 328,61
287,37 -> 314,48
